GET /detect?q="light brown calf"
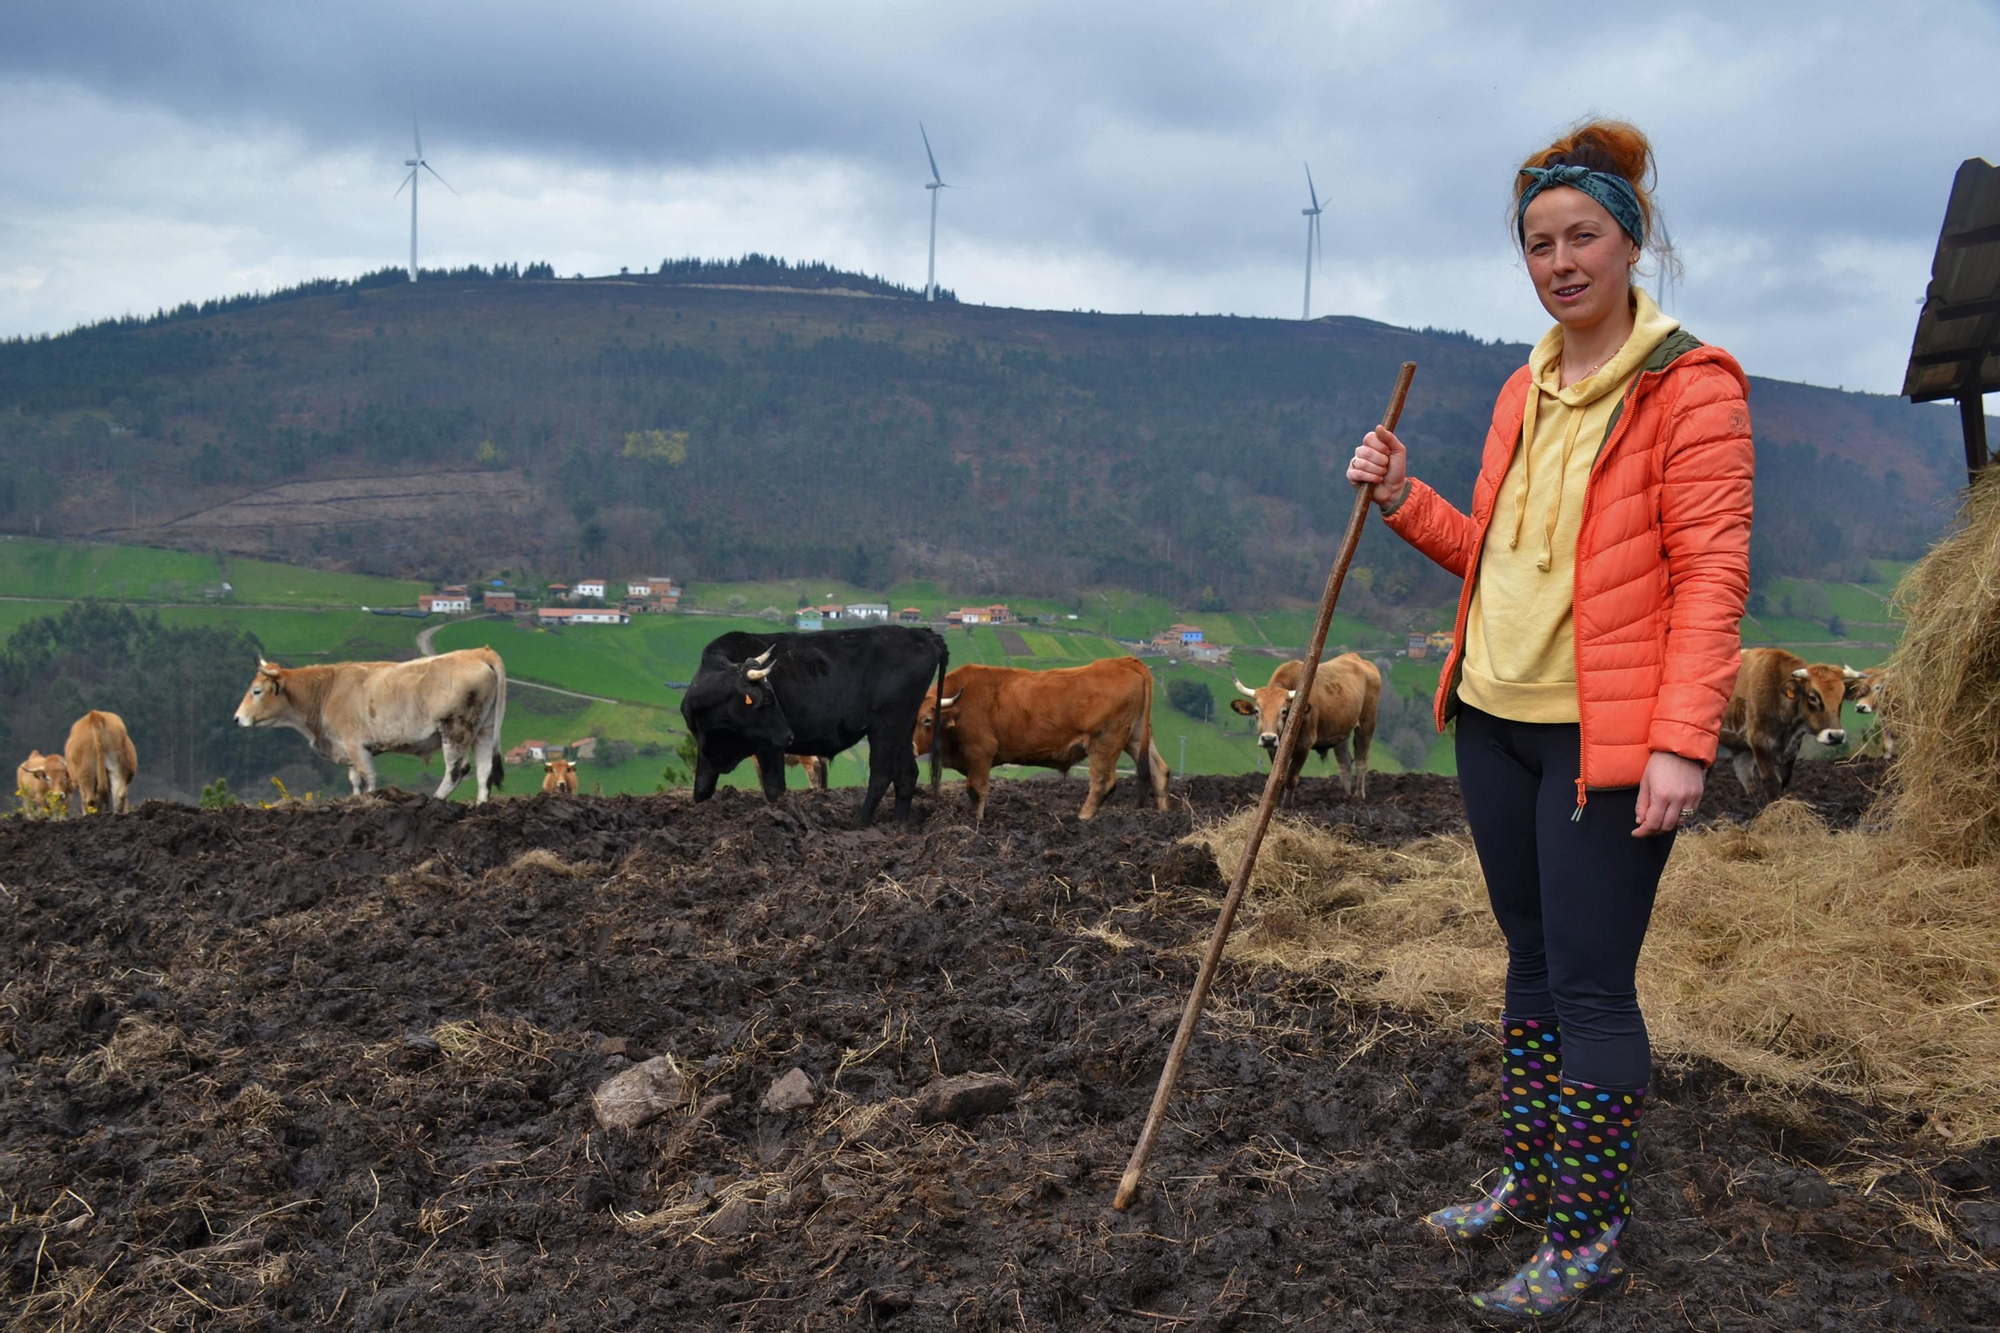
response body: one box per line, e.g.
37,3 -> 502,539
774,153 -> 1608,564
542,759 -> 580,794
15,750 -> 76,818
64,711 -> 138,814
753,753 -> 829,791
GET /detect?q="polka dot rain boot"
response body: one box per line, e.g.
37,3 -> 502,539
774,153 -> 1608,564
1425,1017 -> 1560,1241
1465,1080 -> 1645,1325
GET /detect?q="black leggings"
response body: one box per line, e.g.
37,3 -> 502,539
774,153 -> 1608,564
1454,705 -> 1673,1089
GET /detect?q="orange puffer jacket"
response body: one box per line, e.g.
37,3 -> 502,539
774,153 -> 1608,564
1385,330 -> 1753,805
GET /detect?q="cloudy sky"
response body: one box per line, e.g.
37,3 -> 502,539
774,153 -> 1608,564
2,1 -> 1995,396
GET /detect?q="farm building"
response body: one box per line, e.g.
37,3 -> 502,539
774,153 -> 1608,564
483,592 -> 521,614
537,607 -> 630,626
418,591 -> 471,614
848,602 -> 890,621
899,607 -> 924,622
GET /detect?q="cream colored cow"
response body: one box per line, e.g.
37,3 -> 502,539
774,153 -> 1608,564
234,648 -> 507,803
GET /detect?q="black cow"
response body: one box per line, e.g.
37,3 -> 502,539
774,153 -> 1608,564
680,626 -> 949,824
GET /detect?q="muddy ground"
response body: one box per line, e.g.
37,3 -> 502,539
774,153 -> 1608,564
0,758 -> 1992,1331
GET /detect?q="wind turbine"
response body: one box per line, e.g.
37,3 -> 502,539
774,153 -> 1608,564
394,117 -> 458,282
1300,162 -> 1325,320
920,122 -> 951,301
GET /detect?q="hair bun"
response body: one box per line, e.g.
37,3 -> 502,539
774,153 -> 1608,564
1515,118 -> 1679,284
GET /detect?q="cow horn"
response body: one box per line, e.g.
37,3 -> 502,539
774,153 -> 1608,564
1842,664 -> 1862,679
1791,667 -> 1810,679
937,692 -> 961,708
750,646 -> 775,667
1232,675 -> 1259,699
745,663 -> 774,682
1285,688 -> 1298,701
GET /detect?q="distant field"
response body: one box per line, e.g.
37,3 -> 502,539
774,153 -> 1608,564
432,613 -> 779,709
0,537 -> 427,608
0,598 -> 420,661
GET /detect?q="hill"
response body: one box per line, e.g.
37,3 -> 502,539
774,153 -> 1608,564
0,263 -> 1976,611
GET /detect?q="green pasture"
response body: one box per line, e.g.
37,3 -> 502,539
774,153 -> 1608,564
0,537 -> 427,608
432,613 -> 778,708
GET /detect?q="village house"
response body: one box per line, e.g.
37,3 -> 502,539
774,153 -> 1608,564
982,604 -> 1015,623
483,592 -> 521,614
572,579 -> 608,601
545,582 -> 570,601
816,604 -> 846,621
538,607 -> 631,626
847,602 -> 890,621
898,607 -> 924,622
625,577 -> 680,608
954,607 -> 987,625
1426,630 -> 1455,652
1406,632 -> 1429,659
419,589 -> 472,614
1148,623 -> 1205,653
796,610 -> 825,631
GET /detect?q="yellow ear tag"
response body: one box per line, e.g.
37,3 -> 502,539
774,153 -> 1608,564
744,693 -> 755,707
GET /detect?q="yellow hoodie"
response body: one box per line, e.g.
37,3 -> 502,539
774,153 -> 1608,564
1458,289 -> 1680,723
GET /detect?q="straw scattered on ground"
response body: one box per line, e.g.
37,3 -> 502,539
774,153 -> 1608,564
1194,800 -> 2000,1142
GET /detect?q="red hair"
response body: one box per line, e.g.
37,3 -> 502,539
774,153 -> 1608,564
1513,118 -> 1679,281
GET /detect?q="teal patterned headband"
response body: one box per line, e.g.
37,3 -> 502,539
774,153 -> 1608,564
1516,164 -> 1645,248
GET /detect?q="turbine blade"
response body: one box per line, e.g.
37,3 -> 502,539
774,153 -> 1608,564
423,162 -> 459,195
413,112 -> 422,159
394,169 -> 414,198
920,121 -> 942,184
1305,161 -> 1320,213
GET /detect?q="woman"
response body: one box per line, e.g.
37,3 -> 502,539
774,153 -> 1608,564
1347,120 -> 1752,1322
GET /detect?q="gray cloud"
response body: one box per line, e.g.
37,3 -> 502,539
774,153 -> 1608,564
2,1 -> 1996,395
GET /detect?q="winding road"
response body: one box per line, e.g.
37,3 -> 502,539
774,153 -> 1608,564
415,613 -> 619,705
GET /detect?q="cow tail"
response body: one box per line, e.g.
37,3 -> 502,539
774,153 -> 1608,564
486,650 -> 508,791
1134,666 -> 1157,784
929,636 -> 949,795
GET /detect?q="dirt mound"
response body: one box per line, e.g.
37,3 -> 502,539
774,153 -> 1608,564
0,762 -> 1989,1330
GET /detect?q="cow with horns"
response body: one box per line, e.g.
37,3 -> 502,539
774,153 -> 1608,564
1230,653 -> 1381,799
679,626 -> 948,825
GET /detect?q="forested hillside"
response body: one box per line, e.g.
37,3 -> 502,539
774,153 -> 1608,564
0,262 -> 1973,609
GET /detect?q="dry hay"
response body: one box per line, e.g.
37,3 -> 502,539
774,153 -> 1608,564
1194,801 -> 2000,1142
1880,467 -> 2000,864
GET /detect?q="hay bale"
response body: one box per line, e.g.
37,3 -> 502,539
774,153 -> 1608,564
1881,468 -> 2000,864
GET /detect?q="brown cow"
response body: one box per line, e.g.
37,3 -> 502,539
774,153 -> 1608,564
753,753 -> 829,791
64,710 -> 138,814
910,657 -> 1168,823
1843,665 -> 1894,758
15,750 -> 76,818
1230,653 -> 1381,799
542,759 -> 580,794
1717,649 -> 1848,805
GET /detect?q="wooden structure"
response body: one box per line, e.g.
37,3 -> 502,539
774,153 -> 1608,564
1905,157 -> 2000,485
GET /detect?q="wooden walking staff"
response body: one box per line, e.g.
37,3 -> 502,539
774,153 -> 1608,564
1113,360 -> 1416,1212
